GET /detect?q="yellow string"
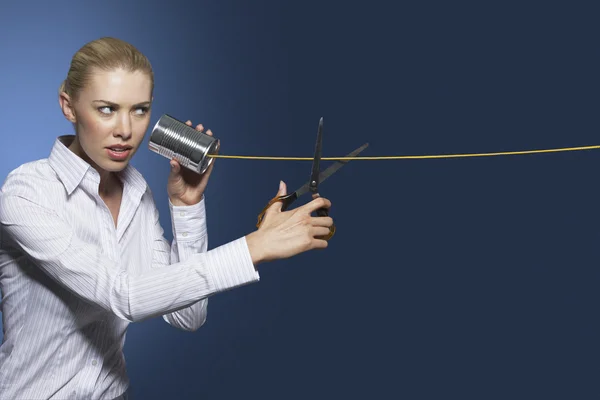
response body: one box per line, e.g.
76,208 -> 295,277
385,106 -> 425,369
207,144 -> 600,161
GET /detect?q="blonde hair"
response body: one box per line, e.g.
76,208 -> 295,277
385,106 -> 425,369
59,37 -> 154,100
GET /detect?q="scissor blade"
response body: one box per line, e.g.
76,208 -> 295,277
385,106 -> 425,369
295,142 -> 369,198
309,117 -> 324,193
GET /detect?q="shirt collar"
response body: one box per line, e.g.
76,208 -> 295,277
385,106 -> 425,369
48,135 -> 147,197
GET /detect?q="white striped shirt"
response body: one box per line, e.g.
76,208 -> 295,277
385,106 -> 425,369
0,135 -> 260,399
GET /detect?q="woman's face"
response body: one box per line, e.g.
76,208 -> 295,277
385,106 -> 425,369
63,67 -> 153,173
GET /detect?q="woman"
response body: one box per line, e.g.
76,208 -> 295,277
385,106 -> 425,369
0,37 -> 333,400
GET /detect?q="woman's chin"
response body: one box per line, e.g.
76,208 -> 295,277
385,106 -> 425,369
97,158 -> 130,172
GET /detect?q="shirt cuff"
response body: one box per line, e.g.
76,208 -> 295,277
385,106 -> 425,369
205,236 -> 260,291
169,197 -> 207,242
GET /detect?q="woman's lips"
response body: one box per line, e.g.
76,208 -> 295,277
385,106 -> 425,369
106,146 -> 132,161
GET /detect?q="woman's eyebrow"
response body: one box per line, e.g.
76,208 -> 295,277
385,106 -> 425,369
92,100 -> 151,107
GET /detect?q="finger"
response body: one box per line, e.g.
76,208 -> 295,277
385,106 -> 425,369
310,226 -> 331,237
301,196 -> 331,213
206,129 -> 213,136
186,120 -> 192,126
278,180 -> 287,196
170,159 -> 181,174
265,181 -> 287,214
310,216 -> 333,227
196,123 -> 204,132
311,238 -> 329,249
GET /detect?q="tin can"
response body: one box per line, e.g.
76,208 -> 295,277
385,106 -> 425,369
148,114 -> 220,174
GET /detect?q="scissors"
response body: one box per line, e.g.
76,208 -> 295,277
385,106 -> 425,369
256,117 -> 369,240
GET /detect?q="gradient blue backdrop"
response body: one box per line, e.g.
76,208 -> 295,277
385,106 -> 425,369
1,1 -> 599,399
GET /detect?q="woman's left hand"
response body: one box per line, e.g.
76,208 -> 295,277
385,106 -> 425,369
167,120 -> 216,207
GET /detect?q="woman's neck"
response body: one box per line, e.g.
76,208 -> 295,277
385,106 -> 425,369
68,136 -> 122,198
98,173 -> 122,198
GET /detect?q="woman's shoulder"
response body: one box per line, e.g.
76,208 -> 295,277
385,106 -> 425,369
1,158 -> 62,201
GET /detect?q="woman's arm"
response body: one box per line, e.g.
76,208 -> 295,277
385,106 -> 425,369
153,197 -> 212,331
0,175 -> 259,323
0,168 -> 333,324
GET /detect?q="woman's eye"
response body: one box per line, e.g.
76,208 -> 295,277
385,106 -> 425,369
135,107 -> 148,115
98,106 -> 112,114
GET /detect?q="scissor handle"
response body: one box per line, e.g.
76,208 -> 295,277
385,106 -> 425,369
256,192 -> 297,228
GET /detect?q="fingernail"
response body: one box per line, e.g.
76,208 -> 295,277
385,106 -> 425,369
279,180 -> 284,190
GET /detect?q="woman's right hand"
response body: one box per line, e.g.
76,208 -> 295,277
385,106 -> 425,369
245,180 -> 334,265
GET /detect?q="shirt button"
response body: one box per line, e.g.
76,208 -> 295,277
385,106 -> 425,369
180,211 -> 186,217
182,232 -> 188,237
92,359 -> 98,366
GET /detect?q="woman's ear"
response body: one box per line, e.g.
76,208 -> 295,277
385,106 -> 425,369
59,92 -> 77,123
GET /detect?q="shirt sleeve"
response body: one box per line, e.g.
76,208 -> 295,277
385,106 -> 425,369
153,197 -> 213,331
0,181 -> 260,324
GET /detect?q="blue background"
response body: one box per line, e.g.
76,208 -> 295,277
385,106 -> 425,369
1,1 -> 599,399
